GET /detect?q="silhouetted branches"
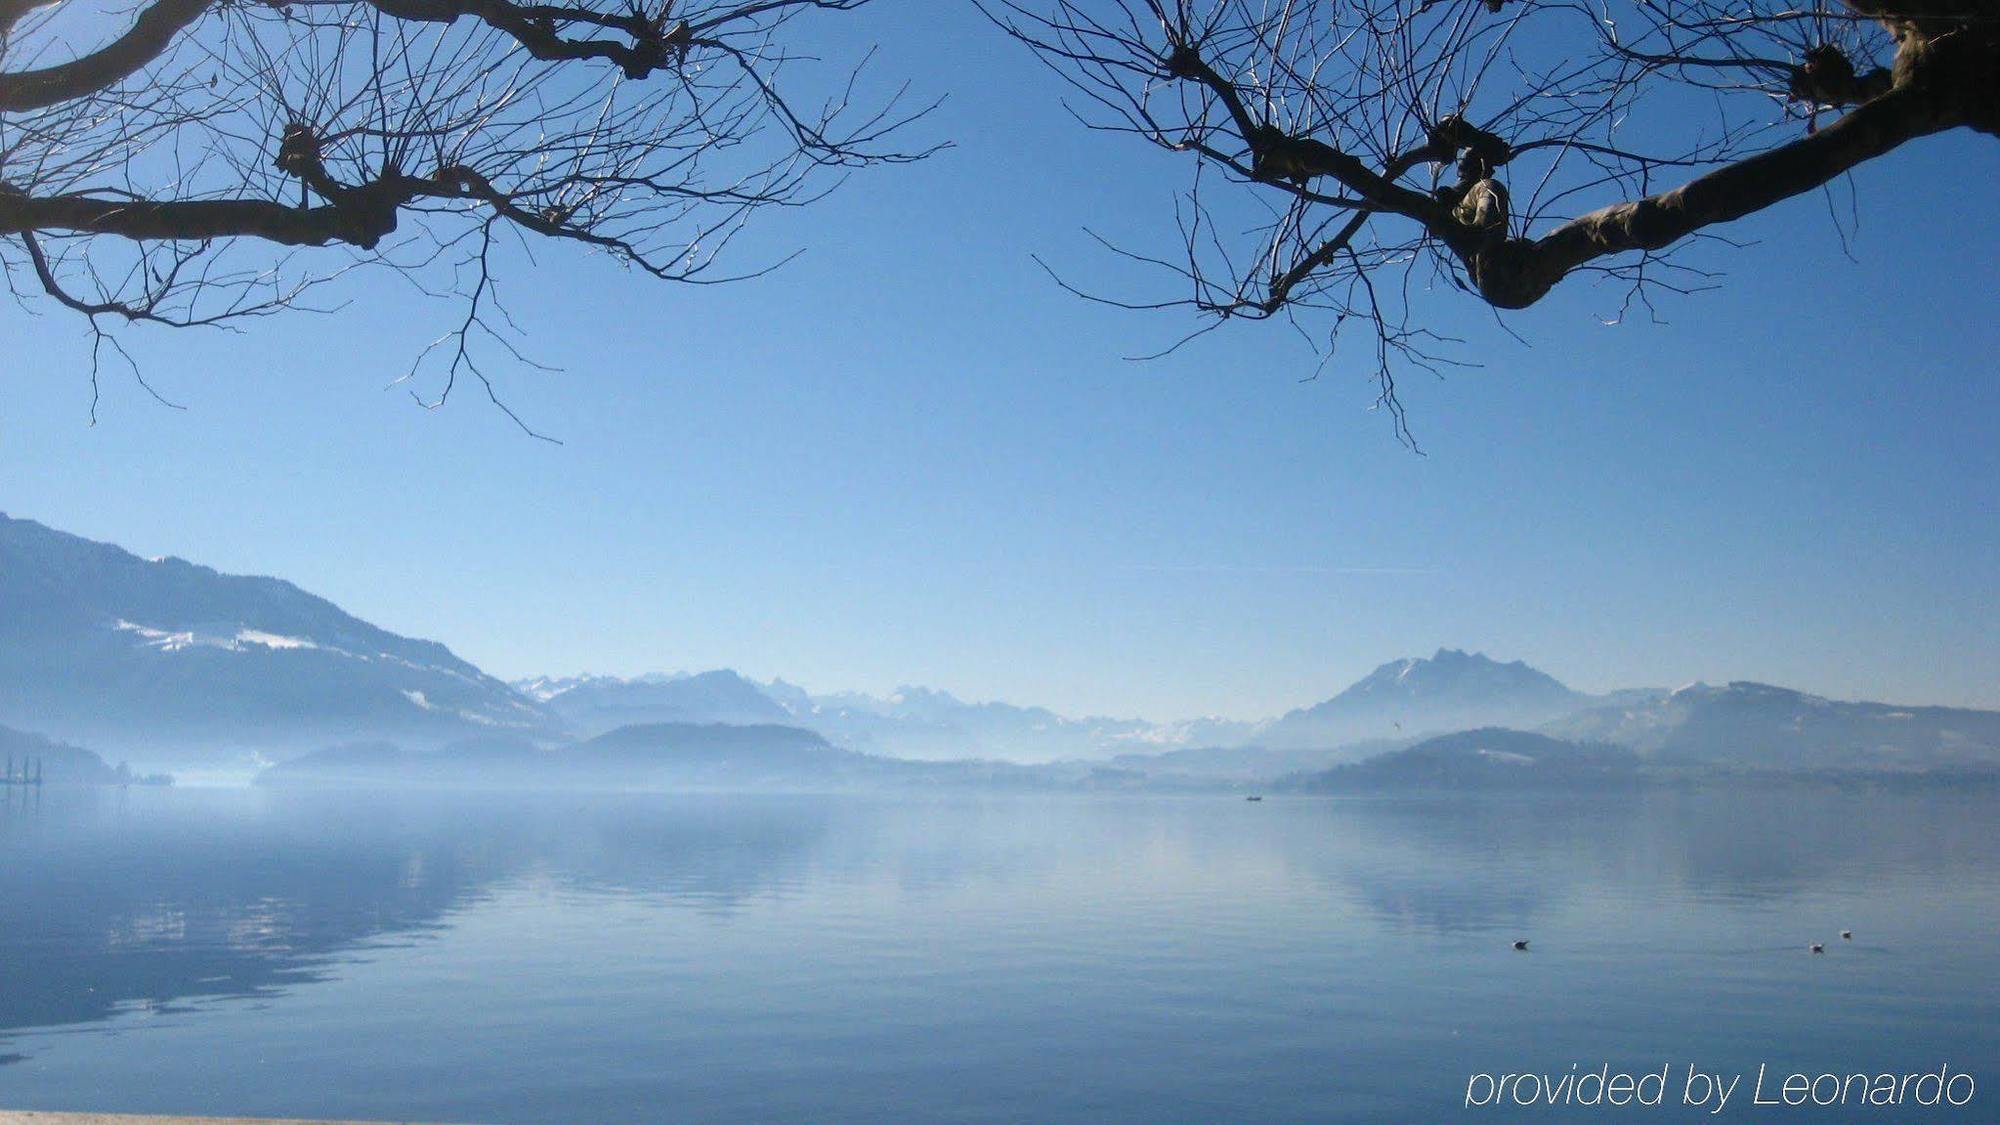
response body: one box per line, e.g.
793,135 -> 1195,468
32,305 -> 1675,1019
1,0 -> 936,430
986,0 -> 1997,439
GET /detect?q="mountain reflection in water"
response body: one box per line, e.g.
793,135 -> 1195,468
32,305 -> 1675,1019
1,787 -> 1994,1122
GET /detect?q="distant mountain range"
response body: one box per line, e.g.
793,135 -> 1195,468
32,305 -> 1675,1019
520,669 -> 1253,763
510,648 -> 1632,764
6,512 -> 1997,782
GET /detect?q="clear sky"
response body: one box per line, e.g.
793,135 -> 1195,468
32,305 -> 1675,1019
4,5 -> 1996,720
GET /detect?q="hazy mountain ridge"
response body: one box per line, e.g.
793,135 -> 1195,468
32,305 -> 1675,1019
1278,686 -> 2000,792
1545,681 -> 2000,771
515,669 -> 1258,763
260,724 -> 845,787
1255,648 -> 1594,751
260,721 -> 1085,791
531,670 -> 794,731
1108,741 -> 1408,782
1285,728 -> 1642,791
0,513 -> 552,757
0,724 -> 122,784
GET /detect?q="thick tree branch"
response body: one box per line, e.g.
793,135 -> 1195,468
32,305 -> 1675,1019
0,0 -> 212,112
1467,81 -> 1958,307
364,0 -> 706,78
0,179 -> 418,246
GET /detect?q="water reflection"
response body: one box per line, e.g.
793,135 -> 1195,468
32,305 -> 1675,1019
2,787 -> 1995,1078
1272,791 -> 2000,933
0,791 -> 833,1047
0,789 -> 503,1042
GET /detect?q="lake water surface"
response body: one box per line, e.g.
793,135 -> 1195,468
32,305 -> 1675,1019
2,787 -> 1994,1121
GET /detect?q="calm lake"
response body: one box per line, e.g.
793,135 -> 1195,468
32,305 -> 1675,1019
2,786 -> 1994,1122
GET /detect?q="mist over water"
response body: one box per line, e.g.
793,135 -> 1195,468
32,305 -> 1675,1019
2,786 -> 1994,1122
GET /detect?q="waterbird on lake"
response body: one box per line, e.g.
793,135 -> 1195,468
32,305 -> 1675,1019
1841,930 -> 1852,940
1245,795 -> 1263,802
1512,940 -> 1529,951
1810,943 -> 1825,954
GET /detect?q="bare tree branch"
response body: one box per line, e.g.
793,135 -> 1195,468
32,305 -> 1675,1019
1,0 -> 935,426
987,0 -> 1999,437
0,0 -> 212,112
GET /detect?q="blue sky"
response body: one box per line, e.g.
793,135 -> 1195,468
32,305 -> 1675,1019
4,5 -> 1996,719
